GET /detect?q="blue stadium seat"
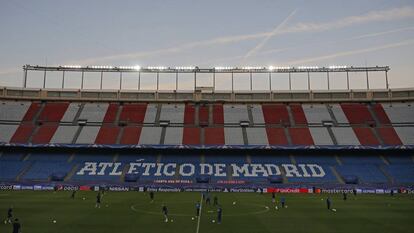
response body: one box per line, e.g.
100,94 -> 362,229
204,154 -> 247,164
0,161 -> 29,180
294,155 -> 338,165
22,161 -> 73,180
250,155 -> 291,164
383,165 -> 414,183
339,155 -> 384,164
287,165 -> 338,183
71,153 -> 114,162
335,165 -> 387,183
26,153 -> 70,161
0,152 -> 25,161
385,156 -> 414,164
160,154 -> 201,163
116,154 -> 157,163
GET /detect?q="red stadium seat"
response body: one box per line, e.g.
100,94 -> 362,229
38,102 -> 69,122
103,103 -> 119,123
31,124 -> 59,144
262,104 -> 290,125
353,127 -> 380,145
10,124 -> 35,143
377,127 -> 402,145
183,127 -> 200,145
184,104 -> 195,125
371,104 -> 392,125
22,102 -> 42,122
95,125 -> 120,144
119,104 -> 147,124
212,104 -> 224,125
204,127 -> 224,145
341,103 -> 374,124
119,126 -> 142,144
289,128 -> 314,145
266,128 -> 289,145
290,104 -> 307,125
199,105 -> 209,125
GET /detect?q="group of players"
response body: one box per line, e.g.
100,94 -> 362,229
160,191 -> 223,224
3,187 -> 396,232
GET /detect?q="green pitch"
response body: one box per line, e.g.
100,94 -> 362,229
1,191 -> 413,233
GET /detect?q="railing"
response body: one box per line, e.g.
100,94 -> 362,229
1,86 -> 414,103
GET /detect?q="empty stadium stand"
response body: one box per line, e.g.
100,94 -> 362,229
0,90 -> 413,188
0,101 -> 31,122
0,149 -> 412,187
0,101 -> 412,147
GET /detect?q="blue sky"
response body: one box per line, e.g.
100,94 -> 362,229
0,0 -> 414,90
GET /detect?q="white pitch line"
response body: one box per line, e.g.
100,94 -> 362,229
196,194 -> 203,233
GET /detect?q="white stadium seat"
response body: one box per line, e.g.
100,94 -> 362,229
224,127 -> 244,145
78,103 -> 109,122
0,101 -> 31,121
330,104 -> 349,124
382,103 -> 414,124
0,124 -> 19,142
164,127 -> 183,145
246,127 -> 268,145
60,103 -> 82,123
143,104 -> 158,124
302,104 -> 332,124
331,127 -> 360,145
224,105 -> 249,124
76,126 -> 100,144
250,105 -> 265,125
394,127 -> 414,145
50,126 -> 79,144
309,127 -> 334,145
139,127 -> 162,144
159,104 -> 185,124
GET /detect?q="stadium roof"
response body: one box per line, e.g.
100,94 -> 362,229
24,64 -> 389,73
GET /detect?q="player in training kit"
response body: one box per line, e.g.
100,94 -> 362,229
71,190 -> 76,199
213,196 -> 218,206
162,204 -> 169,222
4,207 -> 13,224
195,202 -> 201,217
280,197 -> 286,208
95,192 -> 102,208
205,195 -> 211,205
12,218 -> 21,233
150,191 -> 154,203
217,206 -> 222,224
343,192 -> 347,201
272,192 -> 276,203
326,197 -> 332,210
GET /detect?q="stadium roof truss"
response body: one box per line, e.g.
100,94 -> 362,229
22,65 -> 390,92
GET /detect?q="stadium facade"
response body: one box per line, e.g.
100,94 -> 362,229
0,65 -> 413,193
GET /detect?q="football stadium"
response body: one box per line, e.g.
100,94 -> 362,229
0,65 -> 414,233
1,1 -> 414,233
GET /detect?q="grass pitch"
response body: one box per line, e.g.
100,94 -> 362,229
1,191 -> 413,233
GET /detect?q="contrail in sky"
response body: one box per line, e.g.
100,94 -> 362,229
63,6 -> 414,65
243,9 -> 297,59
285,39 -> 414,65
199,26 -> 414,66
